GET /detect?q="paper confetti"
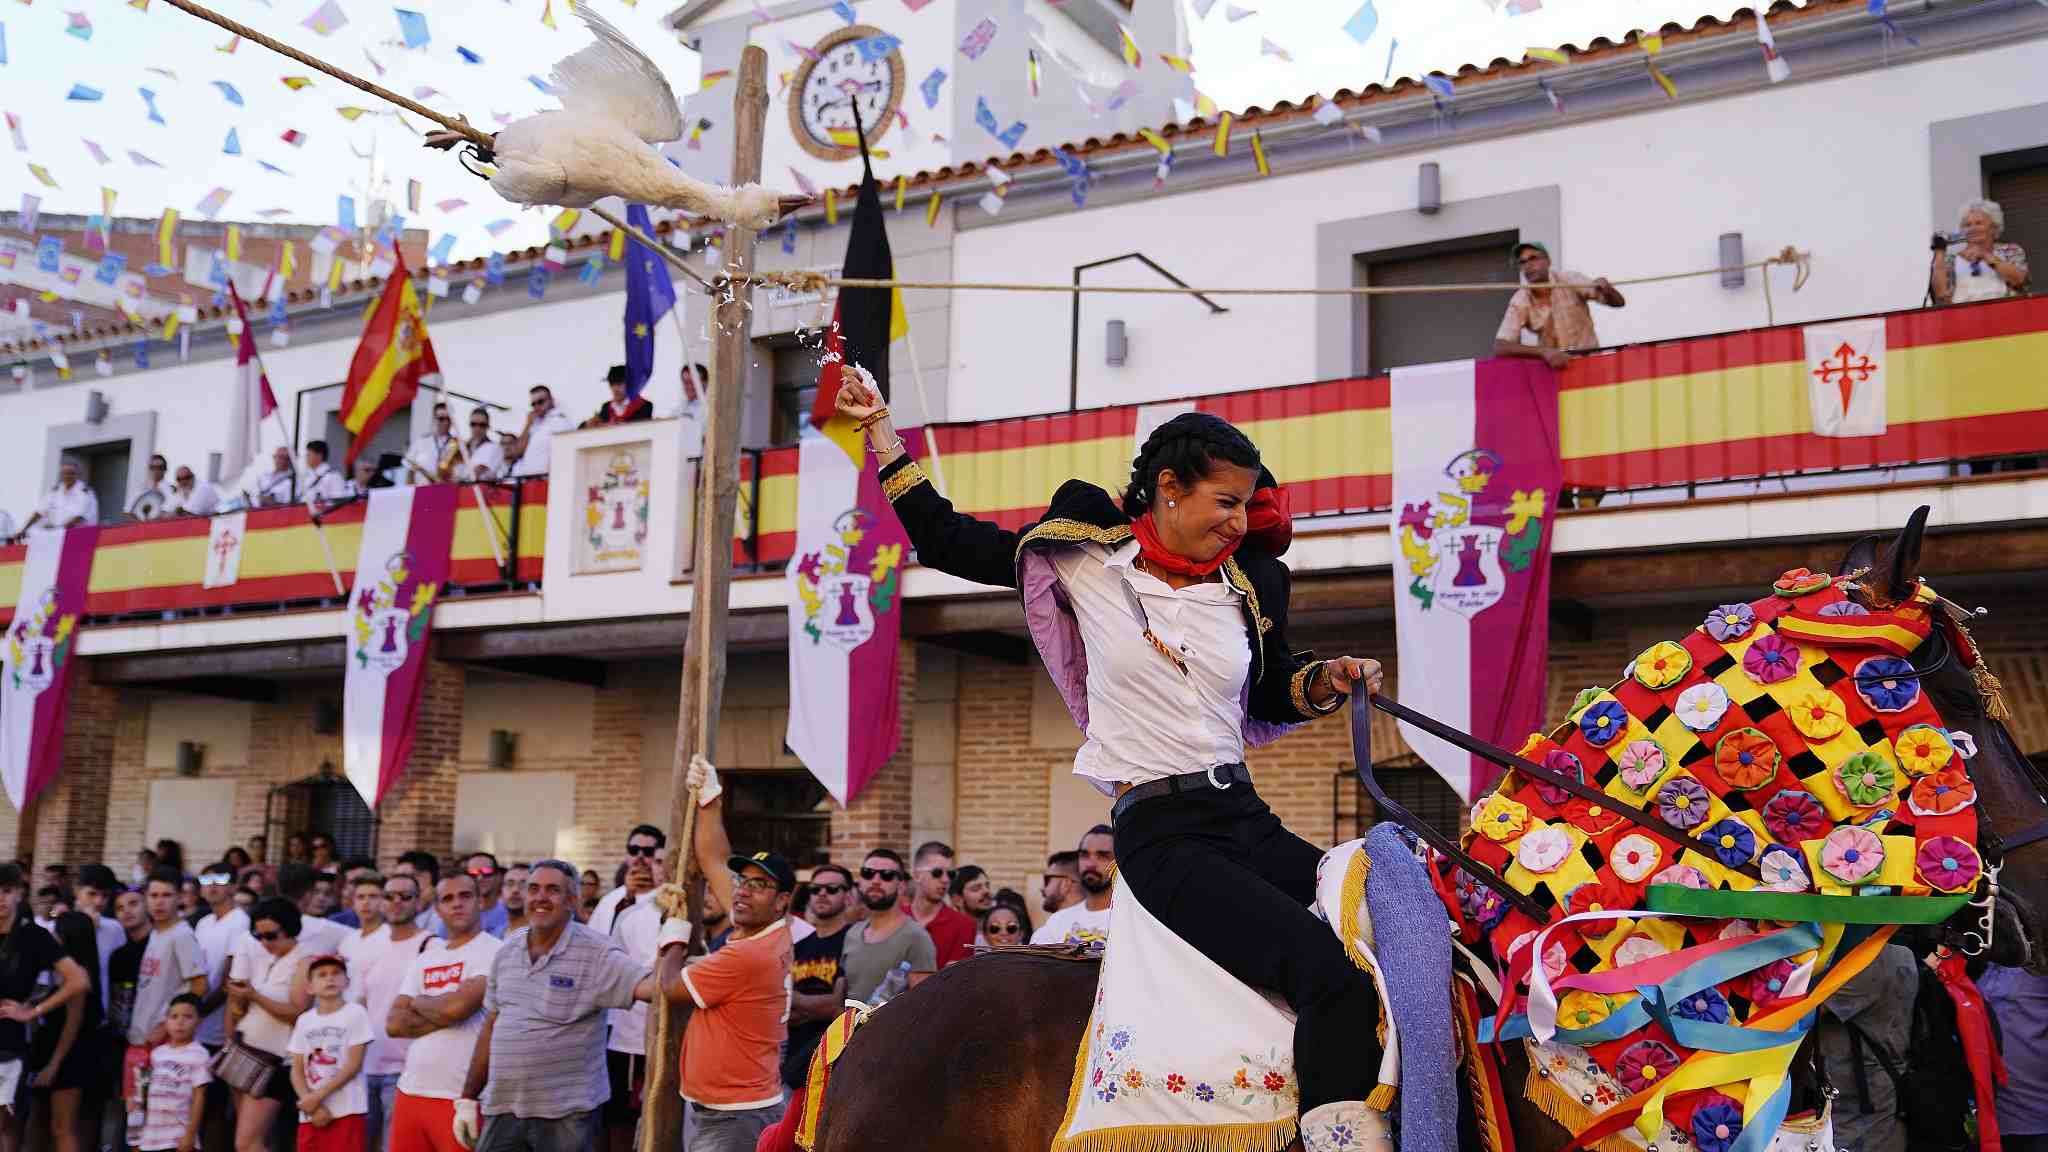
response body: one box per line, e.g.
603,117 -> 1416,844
788,168 -> 819,198
363,47 -> 385,75
1343,0 -> 1377,44
128,149 -> 162,167
4,113 -> 22,153
35,238 -> 61,274
196,187 -> 232,218
1422,74 -> 1455,99
429,233 -> 456,265
528,263 -> 548,299
217,35 -> 240,52
435,198 -> 467,212
302,0 -> 349,35
1117,22 -> 1140,67
540,0 -> 556,29
959,17 -> 997,59
1358,123 -> 1384,143
1226,5 -> 1256,20
65,10 -> 91,40
485,252 -> 506,284
484,218 -> 515,238
853,33 -> 900,61
337,106 -> 371,120
921,68 -> 946,109
338,194 -> 357,228
412,85 -> 440,99
829,0 -> 856,21
1525,47 -> 1567,65
1259,38 -> 1291,62
1213,111 -> 1232,156
456,46 -> 481,63
224,128 -> 241,155
1250,130 -> 1269,176
1194,90 -> 1218,118
82,139 -> 109,164
281,76 -> 313,90
1192,0 -> 1218,15
226,225 -> 242,262
1159,53 -> 1193,73
257,160 -> 293,175
156,208 -> 178,266
1384,39 -> 1398,81
528,75 -> 554,94
1027,49 -> 1041,96
406,179 -> 422,214
394,7 -> 429,47
27,163 -> 57,188
67,85 -> 104,102
786,38 -> 821,62
973,97 -> 1028,150
1755,13 -> 1791,83
1506,0 -> 1540,12
17,193 -> 37,234
699,70 -> 731,90
925,190 -> 942,227
462,282 -> 483,305
1648,63 -> 1677,99
1312,98 -> 1344,127
1540,79 -> 1563,113
281,129 -> 306,146
549,208 -> 581,237
1641,33 -> 1663,54
1137,128 -> 1171,155
0,23 -> 7,66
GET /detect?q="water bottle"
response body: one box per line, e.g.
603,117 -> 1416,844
872,960 -> 911,1005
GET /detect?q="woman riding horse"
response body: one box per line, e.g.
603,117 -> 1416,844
837,373 -> 1391,1152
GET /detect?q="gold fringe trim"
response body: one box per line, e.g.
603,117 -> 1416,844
1051,1117 -> 1299,1152
1365,1083 -> 1396,1111
1339,850 -> 1373,972
1520,1067 -> 1643,1152
1973,660 -> 2012,722
880,459 -> 929,502
1014,519 -> 1135,560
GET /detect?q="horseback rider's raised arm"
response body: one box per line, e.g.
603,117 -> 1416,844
837,369 -> 1022,590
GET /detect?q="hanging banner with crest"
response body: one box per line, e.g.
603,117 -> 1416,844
1390,358 -> 1561,801
1,527 -> 99,810
343,486 -> 456,809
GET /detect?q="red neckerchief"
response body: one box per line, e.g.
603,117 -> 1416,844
1131,512 -> 1239,579
1246,484 -> 1292,556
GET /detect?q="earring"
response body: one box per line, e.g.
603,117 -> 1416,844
1167,500 -> 1177,508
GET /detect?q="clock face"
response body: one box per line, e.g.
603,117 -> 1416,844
788,24 -> 905,162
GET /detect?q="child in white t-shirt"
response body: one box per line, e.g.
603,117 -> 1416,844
135,994 -> 210,1152
286,955 -> 372,1152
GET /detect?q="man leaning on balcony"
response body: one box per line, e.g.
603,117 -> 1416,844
1492,242 -> 1625,370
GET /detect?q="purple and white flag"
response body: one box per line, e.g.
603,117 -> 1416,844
344,486 -> 456,808
2,527 -> 98,809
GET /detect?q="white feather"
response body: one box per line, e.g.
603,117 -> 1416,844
550,3 -> 684,144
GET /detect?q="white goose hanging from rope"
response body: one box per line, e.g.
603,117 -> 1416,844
426,3 -> 808,229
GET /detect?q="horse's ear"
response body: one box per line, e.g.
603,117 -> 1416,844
1836,534 -> 1885,578
1876,504 -> 1932,602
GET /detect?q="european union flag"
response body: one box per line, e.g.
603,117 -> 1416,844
621,203 -> 676,402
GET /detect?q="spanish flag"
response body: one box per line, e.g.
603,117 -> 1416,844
339,244 -> 440,467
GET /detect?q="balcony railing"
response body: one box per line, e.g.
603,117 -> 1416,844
4,294 -> 2044,628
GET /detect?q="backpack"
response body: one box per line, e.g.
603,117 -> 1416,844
1840,958 -> 1997,1151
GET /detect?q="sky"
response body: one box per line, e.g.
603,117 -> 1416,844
6,0 -> 1776,264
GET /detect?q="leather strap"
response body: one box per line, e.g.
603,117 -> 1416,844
1110,763 -> 1254,821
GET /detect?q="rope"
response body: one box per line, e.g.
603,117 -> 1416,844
732,247 -> 1812,300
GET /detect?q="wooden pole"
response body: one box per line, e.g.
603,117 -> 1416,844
639,43 -> 769,1152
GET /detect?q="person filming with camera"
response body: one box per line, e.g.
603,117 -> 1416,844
1931,199 -> 2029,304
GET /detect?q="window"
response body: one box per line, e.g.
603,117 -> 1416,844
1985,146 -> 2048,275
765,335 -> 822,445
74,439 -> 131,522
1365,756 -> 1465,841
1359,231 -> 1520,376
722,769 -> 832,869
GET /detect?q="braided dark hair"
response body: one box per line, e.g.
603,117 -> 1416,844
1120,413 -> 1262,514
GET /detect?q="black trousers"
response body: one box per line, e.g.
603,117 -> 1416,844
1113,781 -> 1381,1114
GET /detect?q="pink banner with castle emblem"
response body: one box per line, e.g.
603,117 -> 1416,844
785,434 -> 909,806
343,486 -> 456,809
1390,359 -> 1561,801
1,527 -> 98,810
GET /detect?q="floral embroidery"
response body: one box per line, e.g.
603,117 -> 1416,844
1557,990 -> 1616,1030
1703,818 -> 1757,867
1261,1072 -> 1287,1093
1613,933 -> 1670,967
1166,1074 -> 1186,1094
1516,826 -> 1574,875
1474,794 -> 1530,842
1096,1079 -> 1119,1103
1656,776 -> 1711,830
1773,567 -> 1832,597
1742,633 -> 1802,685
1617,740 -> 1669,793
1908,766 -> 1976,817
1855,656 -> 1921,713
1578,700 -> 1631,748
1535,749 -> 1586,805
1789,690 -> 1848,741
1896,725 -> 1955,777
1672,987 -> 1730,1023
1232,1069 -> 1251,1090
1194,1083 -> 1215,1102
1651,863 -> 1710,889
1761,790 -> 1826,845
1834,751 -> 1897,809
1820,825 -> 1884,885
1111,1029 -> 1131,1051
1748,958 -> 1801,1006
1675,682 -> 1730,732
1692,1096 -> 1746,1152
1713,728 -> 1779,789
1818,600 -> 1871,617
1917,836 -> 1982,893
1759,846 -> 1810,891
1704,603 -> 1756,642
1609,834 -> 1663,883
1124,1069 -> 1145,1091
1614,1041 -> 1681,1091
1634,641 -> 1693,689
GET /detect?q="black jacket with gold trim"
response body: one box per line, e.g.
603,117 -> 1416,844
878,454 -> 1338,742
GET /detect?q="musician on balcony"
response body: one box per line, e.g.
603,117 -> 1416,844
1492,241 -> 1625,370
839,369 -> 1394,1152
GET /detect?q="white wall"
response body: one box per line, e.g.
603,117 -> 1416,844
947,39 -> 2048,421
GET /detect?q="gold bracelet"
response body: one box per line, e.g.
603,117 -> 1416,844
856,407 -> 892,431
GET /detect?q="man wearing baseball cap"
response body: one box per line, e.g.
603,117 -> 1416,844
657,759 -> 797,1152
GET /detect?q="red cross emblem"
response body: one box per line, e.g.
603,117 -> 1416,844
1812,341 -> 1877,416
211,528 -> 239,570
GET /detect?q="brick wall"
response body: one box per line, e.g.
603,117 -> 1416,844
826,640 -> 917,863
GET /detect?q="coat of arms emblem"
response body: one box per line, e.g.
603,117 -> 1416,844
585,449 -> 651,565
351,551 -> 438,674
794,507 -> 902,652
1397,448 -> 1549,619
6,590 -> 75,695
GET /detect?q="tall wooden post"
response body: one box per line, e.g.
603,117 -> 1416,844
640,42 -> 770,1152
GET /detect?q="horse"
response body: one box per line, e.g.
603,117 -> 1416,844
806,508 -> 2048,1152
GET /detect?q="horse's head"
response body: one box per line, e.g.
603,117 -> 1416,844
1839,505 -> 2048,972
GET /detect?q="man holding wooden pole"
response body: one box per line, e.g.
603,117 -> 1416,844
637,41 -> 772,1152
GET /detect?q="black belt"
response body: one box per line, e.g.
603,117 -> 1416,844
1110,763 -> 1253,821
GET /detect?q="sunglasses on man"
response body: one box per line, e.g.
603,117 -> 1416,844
467,866 -> 497,878
809,882 -> 848,896
625,844 -> 661,858
859,867 -> 900,882
924,867 -> 953,880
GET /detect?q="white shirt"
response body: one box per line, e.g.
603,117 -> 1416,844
296,914 -> 349,957
460,438 -> 505,482
512,407 -> 574,477
588,886 -> 661,1056
1949,253 -> 2015,303
302,465 -> 349,504
138,1043 -> 212,1151
357,929 -> 428,1078
1031,902 -> 1111,947
406,434 -> 458,484
1055,541 -> 1251,791
338,922 -> 393,987
396,932 -> 501,1100
288,1000 -> 374,1119
34,481 -> 97,531
237,940 -> 310,1056
194,907 -> 250,1047
255,467 -> 296,506
163,482 -> 218,517
92,915 -> 124,1013
130,481 -> 175,519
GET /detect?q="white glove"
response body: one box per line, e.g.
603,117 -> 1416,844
452,1099 -> 481,1150
657,915 -> 694,952
687,754 -> 722,807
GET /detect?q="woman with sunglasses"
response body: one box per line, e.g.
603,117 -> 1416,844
839,373 -> 1390,1152
980,901 -> 1030,950
225,897 -> 312,1152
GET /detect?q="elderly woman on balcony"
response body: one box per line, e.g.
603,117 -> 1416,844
1932,198 -> 2029,304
